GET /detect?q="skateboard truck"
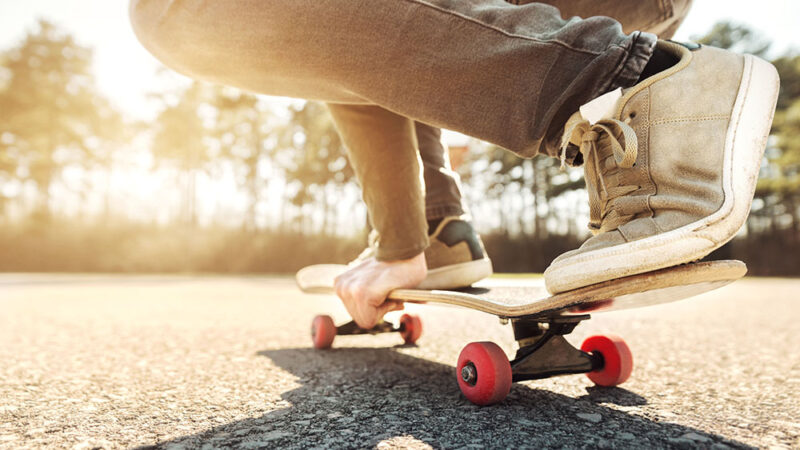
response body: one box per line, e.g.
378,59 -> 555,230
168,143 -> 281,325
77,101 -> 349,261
311,314 -> 423,349
456,315 -> 633,406
508,314 -> 601,381
335,320 -> 400,336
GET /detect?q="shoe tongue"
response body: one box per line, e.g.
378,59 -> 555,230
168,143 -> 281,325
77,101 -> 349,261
579,88 -> 622,124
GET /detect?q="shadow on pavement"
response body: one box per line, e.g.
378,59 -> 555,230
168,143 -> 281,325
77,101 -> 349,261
579,385 -> 648,407
142,347 -> 751,449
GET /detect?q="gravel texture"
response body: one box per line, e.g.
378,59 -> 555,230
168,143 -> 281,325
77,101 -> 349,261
1,275 -> 798,449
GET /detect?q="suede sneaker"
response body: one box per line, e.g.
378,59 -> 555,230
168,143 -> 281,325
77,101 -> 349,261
353,216 -> 493,289
544,41 -> 780,294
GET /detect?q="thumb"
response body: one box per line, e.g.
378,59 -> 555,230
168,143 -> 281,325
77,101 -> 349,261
376,300 -> 403,319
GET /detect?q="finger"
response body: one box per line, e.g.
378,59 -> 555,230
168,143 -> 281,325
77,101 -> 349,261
375,301 -> 400,319
354,316 -> 375,330
385,300 -> 404,312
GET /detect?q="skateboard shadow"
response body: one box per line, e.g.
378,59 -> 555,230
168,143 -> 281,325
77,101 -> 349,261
580,385 -> 648,407
141,347 -> 748,449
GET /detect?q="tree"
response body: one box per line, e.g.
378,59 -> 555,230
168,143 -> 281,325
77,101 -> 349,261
693,21 -> 771,57
150,81 -> 211,226
0,20 -> 121,219
208,86 -> 277,230
756,75 -> 800,237
277,102 -> 354,234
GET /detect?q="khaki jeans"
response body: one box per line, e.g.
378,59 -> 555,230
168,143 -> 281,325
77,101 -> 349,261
129,0 -> 688,260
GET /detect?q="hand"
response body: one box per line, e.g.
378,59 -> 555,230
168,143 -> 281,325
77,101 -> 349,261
334,252 -> 427,329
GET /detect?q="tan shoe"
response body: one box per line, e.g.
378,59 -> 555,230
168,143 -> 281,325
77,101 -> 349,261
353,216 -> 493,289
544,41 -> 780,294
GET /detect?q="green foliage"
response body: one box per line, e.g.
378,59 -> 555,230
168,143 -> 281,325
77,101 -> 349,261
758,94 -> 800,198
772,55 -> 800,110
151,83 -> 209,170
278,102 -> 353,206
207,86 -> 275,228
757,55 -> 800,231
693,21 -> 771,57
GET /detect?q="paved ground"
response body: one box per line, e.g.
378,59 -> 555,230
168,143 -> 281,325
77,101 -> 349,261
0,274 -> 798,449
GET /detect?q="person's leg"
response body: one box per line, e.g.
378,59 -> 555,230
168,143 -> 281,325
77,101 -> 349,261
331,0 -> 693,281
328,1 -> 692,224
410,0 -> 695,221
407,0 -> 695,225
325,104 -> 428,261
321,105 -> 427,327
327,104 -> 492,289
414,122 -> 465,221
414,122 -> 494,288
409,0 -> 693,228
129,0 -> 656,159
407,0 -> 694,221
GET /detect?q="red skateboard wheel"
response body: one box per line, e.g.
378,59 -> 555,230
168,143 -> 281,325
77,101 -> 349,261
456,341 -> 512,406
399,314 -> 423,344
311,315 -> 336,349
581,334 -> 633,386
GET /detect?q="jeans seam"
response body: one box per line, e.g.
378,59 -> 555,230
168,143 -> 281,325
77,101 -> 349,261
601,44 -> 631,94
408,0 -> 607,57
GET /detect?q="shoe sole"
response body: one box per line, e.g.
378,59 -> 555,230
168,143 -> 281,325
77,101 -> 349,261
418,258 -> 494,290
545,55 -> 780,294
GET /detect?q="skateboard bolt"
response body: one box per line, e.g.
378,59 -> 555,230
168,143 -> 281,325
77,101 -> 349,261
461,362 -> 477,386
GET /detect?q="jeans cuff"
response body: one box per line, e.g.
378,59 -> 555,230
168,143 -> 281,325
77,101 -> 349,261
611,31 -> 657,90
425,204 -> 465,221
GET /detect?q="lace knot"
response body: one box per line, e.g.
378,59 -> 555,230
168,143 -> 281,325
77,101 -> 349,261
560,114 -> 639,234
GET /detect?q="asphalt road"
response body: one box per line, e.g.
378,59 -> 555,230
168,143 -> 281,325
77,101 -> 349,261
1,274 -> 798,449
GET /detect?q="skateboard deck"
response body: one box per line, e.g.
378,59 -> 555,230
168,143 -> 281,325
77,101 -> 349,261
297,260 -> 746,318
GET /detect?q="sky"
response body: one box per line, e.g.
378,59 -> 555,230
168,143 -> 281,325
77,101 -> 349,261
1,0 -> 798,124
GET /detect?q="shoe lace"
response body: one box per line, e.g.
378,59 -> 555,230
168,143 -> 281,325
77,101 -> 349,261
560,113 -> 640,235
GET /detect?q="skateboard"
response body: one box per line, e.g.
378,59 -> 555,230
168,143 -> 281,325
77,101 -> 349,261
297,260 -> 746,405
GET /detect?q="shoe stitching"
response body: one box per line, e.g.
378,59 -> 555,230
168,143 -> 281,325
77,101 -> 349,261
650,114 -> 730,125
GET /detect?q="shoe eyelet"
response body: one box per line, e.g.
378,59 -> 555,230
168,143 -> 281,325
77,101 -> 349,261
628,111 -> 637,119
